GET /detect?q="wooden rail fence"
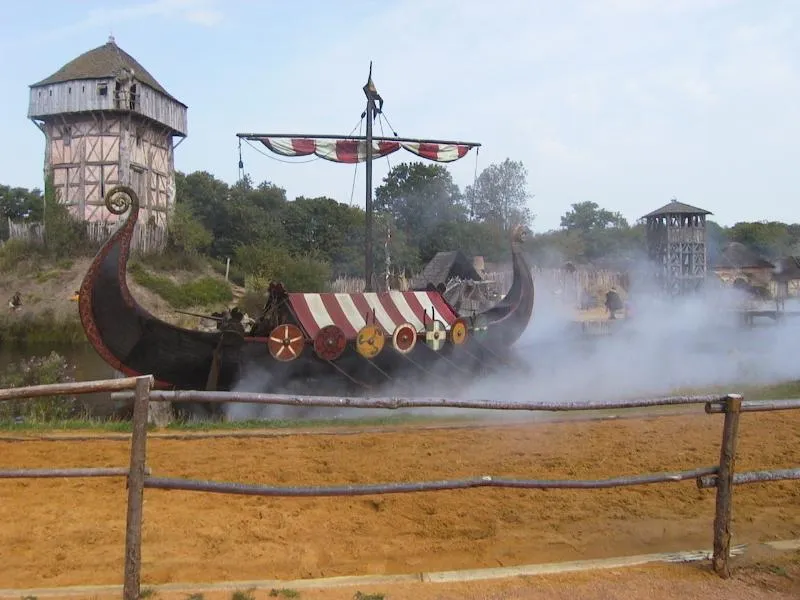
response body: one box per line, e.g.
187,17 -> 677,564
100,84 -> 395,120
1,377 -> 799,600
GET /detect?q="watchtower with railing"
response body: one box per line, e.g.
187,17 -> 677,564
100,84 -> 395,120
27,36 -> 187,252
643,199 -> 712,295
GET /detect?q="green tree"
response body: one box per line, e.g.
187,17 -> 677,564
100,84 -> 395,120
176,171 -> 287,259
465,158 -> 533,230
234,242 -> 330,293
281,196 -> 365,275
42,171 -> 86,255
558,201 -> 641,262
560,201 -> 626,232
166,202 -> 212,255
726,221 -> 792,258
374,162 -> 466,251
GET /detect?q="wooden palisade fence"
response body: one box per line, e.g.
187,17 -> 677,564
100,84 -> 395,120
1,378 -> 799,599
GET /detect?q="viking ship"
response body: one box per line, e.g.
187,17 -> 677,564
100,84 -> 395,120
78,66 -> 535,405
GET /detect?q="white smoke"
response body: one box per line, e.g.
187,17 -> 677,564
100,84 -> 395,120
221,256 -> 800,422
465,260 -> 800,406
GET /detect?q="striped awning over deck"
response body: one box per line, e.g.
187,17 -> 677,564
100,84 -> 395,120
287,292 -> 459,339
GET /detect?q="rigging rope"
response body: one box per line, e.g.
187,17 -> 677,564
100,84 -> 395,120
379,111 -> 400,138
348,118 -> 364,206
470,146 -> 481,219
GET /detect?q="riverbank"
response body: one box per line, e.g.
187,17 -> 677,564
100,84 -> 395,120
0,254 -> 236,344
1,377 -> 799,433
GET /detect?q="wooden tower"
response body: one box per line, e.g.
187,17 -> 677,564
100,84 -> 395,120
643,199 -> 712,295
27,36 -> 187,252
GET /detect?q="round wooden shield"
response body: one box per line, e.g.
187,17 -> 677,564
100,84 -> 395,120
449,318 -> 468,346
314,324 -> 347,361
267,324 -> 305,362
355,324 -> 385,359
471,314 -> 489,338
424,319 -> 447,351
392,322 -> 418,354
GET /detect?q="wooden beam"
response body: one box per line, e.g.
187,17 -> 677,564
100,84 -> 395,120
712,395 -> 742,578
123,376 -> 151,600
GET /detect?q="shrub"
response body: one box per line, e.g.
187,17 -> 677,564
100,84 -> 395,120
235,243 -> 331,293
129,263 -> 232,309
0,310 -> 86,345
135,250 -> 205,273
0,239 -> 39,272
0,352 -> 84,423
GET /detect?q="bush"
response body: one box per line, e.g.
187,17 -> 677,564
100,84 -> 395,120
0,238 -> 48,273
0,309 -> 86,345
235,243 -> 331,293
0,352 -> 84,423
135,249 -> 205,273
129,263 -> 233,309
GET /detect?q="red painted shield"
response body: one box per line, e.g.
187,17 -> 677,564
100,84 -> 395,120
314,324 -> 347,361
392,322 -> 418,354
267,324 -> 305,362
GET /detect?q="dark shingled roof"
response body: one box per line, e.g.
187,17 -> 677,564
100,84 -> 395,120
642,200 -> 712,219
30,39 -> 185,106
713,242 -> 774,270
412,250 -> 482,288
772,256 -> 800,280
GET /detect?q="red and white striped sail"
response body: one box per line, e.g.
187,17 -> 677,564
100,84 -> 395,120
256,137 -> 475,164
287,291 -> 458,340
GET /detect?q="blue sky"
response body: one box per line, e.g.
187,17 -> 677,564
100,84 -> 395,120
1,0 -> 798,232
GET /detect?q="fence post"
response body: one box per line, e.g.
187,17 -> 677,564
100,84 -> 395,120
123,375 -> 152,600
712,393 -> 742,578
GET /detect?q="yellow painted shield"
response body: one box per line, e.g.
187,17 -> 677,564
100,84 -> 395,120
450,318 -> 468,345
355,324 -> 385,359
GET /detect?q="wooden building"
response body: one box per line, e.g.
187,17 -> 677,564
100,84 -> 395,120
27,36 -> 187,252
771,256 -> 800,301
643,199 -> 711,295
712,242 -> 775,288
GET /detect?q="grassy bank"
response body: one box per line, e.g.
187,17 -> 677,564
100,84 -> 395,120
0,310 -> 86,345
2,379 -> 799,433
0,413 -> 464,433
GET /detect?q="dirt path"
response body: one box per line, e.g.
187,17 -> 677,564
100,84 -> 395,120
0,411 -> 798,591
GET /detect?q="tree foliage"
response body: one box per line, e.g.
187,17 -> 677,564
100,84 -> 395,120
9,155 -> 800,296
375,162 -> 466,250
465,158 -> 533,230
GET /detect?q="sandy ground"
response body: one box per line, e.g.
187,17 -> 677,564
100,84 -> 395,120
0,410 -> 798,593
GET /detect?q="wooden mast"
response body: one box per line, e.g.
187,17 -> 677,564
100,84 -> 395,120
363,62 -> 377,292
236,66 -> 480,294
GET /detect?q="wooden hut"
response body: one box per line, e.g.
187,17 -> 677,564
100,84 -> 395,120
712,242 -> 775,288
